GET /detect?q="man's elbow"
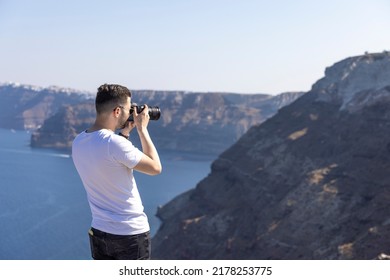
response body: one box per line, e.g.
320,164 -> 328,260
150,165 -> 162,176
134,160 -> 162,175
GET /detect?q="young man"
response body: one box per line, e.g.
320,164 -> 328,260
72,84 -> 162,260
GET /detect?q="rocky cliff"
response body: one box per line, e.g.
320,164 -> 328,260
152,52 -> 390,259
0,83 -> 91,130
29,90 -> 303,155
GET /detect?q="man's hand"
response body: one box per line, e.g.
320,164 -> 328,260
133,104 -> 150,131
120,120 -> 136,137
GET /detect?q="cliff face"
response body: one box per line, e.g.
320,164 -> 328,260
152,52 -> 390,259
0,83 -> 91,130
30,103 -> 96,148
0,82 -> 302,155
29,90 -> 303,155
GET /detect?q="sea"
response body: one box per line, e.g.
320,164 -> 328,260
0,128 -> 214,260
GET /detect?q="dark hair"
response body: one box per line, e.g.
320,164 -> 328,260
95,84 -> 131,114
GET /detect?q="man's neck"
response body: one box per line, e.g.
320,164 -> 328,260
87,120 -> 115,133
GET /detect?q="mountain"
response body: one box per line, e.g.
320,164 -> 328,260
28,90 -> 303,155
152,52 -> 390,260
0,82 -> 92,130
0,82 -> 303,155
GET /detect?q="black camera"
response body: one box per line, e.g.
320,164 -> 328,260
128,103 -> 161,121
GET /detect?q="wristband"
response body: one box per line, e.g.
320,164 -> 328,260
118,132 -> 129,139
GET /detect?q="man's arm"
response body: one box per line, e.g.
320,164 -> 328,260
134,127 -> 162,175
132,105 -> 162,175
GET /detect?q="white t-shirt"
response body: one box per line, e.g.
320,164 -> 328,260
72,129 -> 149,235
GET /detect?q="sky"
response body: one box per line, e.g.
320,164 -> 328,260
0,0 -> 389,95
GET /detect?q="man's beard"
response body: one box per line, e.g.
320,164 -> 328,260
118,115 -> 129,129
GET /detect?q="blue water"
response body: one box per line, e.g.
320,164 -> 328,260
0,129 -> 213,260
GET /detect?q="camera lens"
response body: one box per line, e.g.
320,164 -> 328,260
127,105 -> 161,121
148,106 -> 161,120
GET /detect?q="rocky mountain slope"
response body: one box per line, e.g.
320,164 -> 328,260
0,83 -> 91,130
29,90 -> 303,155
152,52 -> 390,259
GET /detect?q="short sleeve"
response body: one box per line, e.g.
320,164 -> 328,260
109,134 -> 143,169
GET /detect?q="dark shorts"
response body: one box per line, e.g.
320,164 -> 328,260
88,227 -> 151,260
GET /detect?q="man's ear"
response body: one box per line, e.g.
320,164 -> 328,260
113,107 -> 121,118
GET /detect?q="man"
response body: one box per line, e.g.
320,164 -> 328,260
72,84 -> 162,260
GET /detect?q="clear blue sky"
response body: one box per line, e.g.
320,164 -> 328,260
1,0 -> 389,94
